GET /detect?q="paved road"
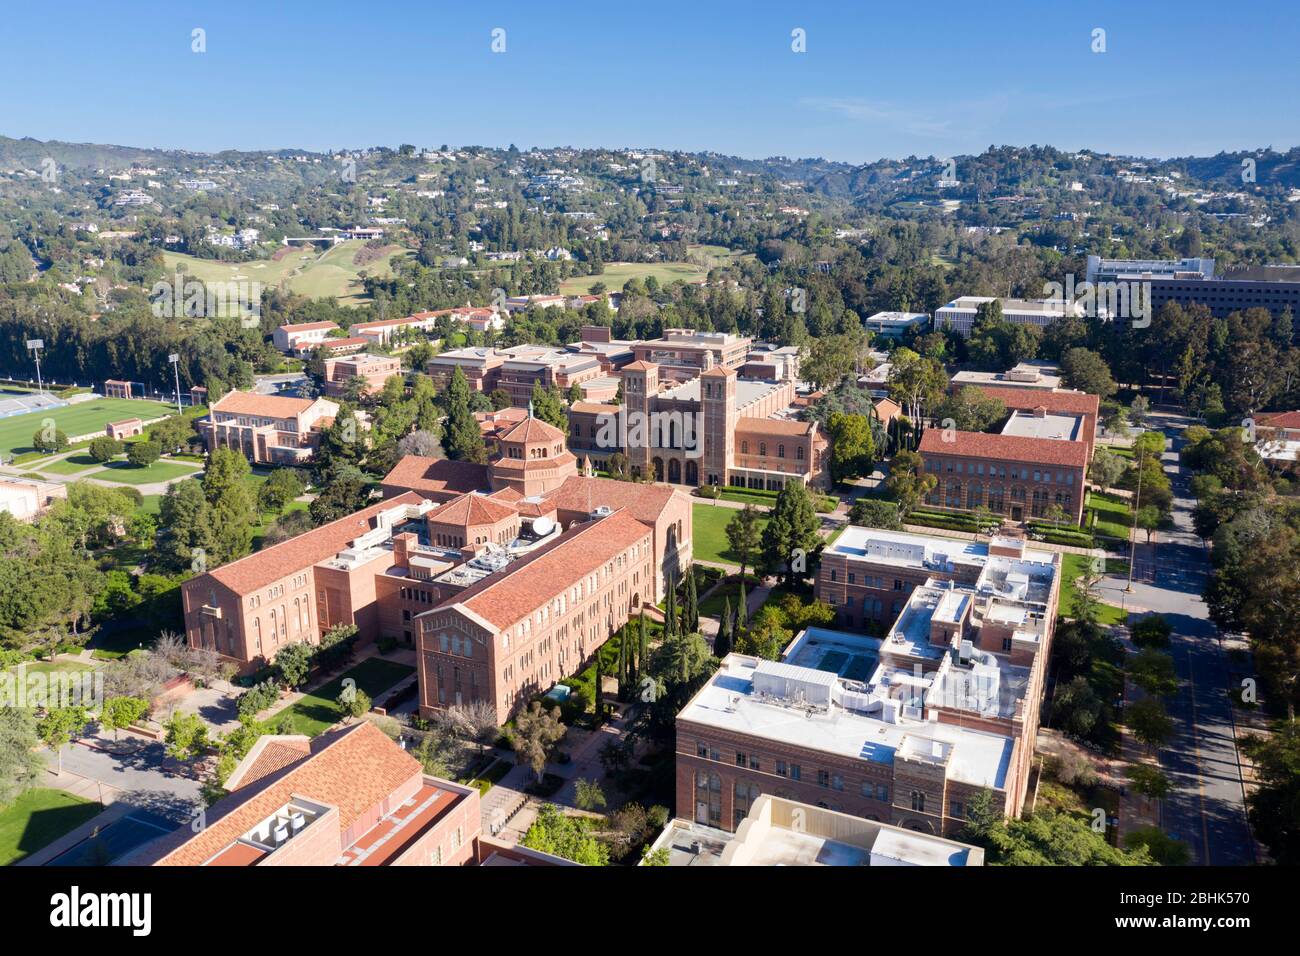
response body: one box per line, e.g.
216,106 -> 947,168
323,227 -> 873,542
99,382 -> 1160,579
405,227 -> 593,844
45,733 -> 204,821
1101,411 -> 1254,865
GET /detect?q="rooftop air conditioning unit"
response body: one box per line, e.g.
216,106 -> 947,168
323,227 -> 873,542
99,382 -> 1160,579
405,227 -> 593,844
273,825 -> 289,845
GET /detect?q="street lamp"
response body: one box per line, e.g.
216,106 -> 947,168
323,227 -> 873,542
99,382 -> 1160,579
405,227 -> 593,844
25,339 -> 44,394
168,353 -> 183,415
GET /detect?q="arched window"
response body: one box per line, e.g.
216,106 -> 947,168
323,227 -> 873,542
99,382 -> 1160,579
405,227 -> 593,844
741,440 -> 749,454
797,446 -> 805,460
911,790 -> 926,813
778,444 -> 786,458
760,442 -> 767,456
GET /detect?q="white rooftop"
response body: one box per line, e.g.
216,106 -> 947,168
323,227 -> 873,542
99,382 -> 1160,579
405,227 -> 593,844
1000,409 -> 1083,441
679,654 -> 1013,790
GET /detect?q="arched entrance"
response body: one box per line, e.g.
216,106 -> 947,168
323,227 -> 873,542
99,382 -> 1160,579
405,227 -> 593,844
652,457 -> 664,481
667,458 -> 682,483
685,459 -> 699,485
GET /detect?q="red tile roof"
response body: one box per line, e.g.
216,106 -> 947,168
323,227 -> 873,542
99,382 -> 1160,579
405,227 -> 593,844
195,492 -> 424,595
381,456 -> 490,499
211,391 -> 321,419
734,417 -> 816,438
918,428 -> 1089,468
429,492 -> 519,527
538,474 -> 680,525
278,321 -> 339,333
447,509 -> 651,630
1256,411 -> 1300,429
971,386 -> 1100,419
499,415 -> 567,445
150,722 -> 421,866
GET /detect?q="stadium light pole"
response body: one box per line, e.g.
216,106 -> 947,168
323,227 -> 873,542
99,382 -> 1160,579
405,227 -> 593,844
168,353 -> 183,415
25,339 -> 44,394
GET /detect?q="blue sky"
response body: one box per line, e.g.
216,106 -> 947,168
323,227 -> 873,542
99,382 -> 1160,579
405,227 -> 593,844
2,0 -> 1297,163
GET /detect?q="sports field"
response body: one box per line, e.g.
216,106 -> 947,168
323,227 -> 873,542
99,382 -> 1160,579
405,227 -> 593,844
164,239 -> 409,307
0,398 -> 174,457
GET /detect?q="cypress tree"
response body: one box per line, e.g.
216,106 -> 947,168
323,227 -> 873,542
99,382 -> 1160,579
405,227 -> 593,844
638,611 -> 649,673
716,597 -> 733,657
664,574 -> 679,640
685,566 -> 699,634
736,580 -> 748,631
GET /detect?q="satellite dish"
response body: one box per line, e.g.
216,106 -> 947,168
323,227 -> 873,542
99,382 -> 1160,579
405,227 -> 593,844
532,516 -> 555,537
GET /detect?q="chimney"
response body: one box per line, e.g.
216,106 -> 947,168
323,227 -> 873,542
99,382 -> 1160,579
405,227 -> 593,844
392,532 -> 417,570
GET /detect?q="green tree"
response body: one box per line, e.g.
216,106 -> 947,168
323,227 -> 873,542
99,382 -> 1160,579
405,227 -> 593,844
1242,722 -> 1300,865
511,701 -> 566,781
0,706 -> 43,806
1061,347 -> 1118,400
1088,447 -> 1126,491
725,505 -> 763,579
100,696 -> 150,740
521,803 -> 609,865
848,497 -> 903,530
826,411 -> 876,483
127,440 -> 162,468
761,481 -> 820,588
38,705 -> 91,773
1125,763 -> 1172,800
87,436 -> 123,463
32,426 -> 68,454
1126,697 -> 1175,753
275,642 -> 314,689
201,447 -> 256,566
257,468 -> 304,515
336,684 -> 371,721
883,448 -> 936,517
715,596 -> 734,657
163,711 -> 210,761
574,777 -> 607,811
443,367 -> 488,463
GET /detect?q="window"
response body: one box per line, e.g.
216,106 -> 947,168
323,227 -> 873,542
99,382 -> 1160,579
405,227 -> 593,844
790,764 -> 802,781
775,761 -> 787,777
911,790 -> 926,813
876,783 -> 889,802
950,801 -> 964,819
817,769 -> 830,788
697,742 -> 708,758
736,751 -> 746,767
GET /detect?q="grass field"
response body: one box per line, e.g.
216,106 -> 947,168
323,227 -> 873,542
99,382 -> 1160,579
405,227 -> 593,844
1061,553 -> 1130,626
276,658 -> 415,737
164,240 -> 409,308
38,454 -> 101,475
558,260 -> 708,294
0,398 -> 174,457
0,788 -> 102,866
96,458 -> 200,485
1087,490 -> 1133,541
692,503 -> 769,567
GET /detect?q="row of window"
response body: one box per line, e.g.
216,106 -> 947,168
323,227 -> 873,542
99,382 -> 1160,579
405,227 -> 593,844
927,459 -> 1076,485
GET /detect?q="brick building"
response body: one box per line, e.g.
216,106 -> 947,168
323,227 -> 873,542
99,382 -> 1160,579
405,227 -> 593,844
567,362 -> 828,491
678,526 -> 1060,837
141,722 -> 482,866
198,391 -> 340,465
322,353 -> 403,398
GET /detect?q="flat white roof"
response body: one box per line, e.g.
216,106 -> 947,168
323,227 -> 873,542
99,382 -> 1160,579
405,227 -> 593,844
1000,409 -> 1083,441
679,655 -> 1013,790
871,828 -> 973,866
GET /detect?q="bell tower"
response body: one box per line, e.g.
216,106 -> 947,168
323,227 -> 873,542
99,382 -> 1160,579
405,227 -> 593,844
700,365 -> 735,488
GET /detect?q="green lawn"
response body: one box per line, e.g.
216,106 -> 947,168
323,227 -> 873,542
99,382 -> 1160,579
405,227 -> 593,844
275,658 -> 415,737
0,398 -> 174,457
1060,553 -> 1129,626
0,788 -> 102,866
96,458 -> 200,485
558,260 -> 709,295
165,240 -> 408,309
3,659 -> 94,677
692,503 -> 769,566
1087,490 -> 1133,541
698,574 -> 762,619
38,454 -> 102,475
